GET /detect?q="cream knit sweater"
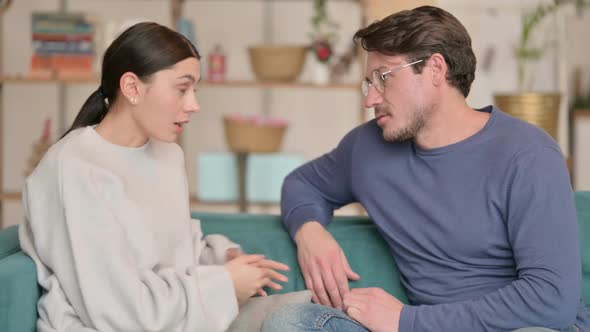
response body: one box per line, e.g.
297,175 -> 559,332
19,126 -> 239,332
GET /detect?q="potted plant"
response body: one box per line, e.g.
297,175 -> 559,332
494,0 -> 589,140
309,0 -> 339,84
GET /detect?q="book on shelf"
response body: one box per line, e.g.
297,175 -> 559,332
33,40 -> 94,54
30,12 -> 96,78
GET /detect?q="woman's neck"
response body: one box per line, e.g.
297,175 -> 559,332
95,104 -> 149,148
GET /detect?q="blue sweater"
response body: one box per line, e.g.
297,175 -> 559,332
281,106 -> 589,331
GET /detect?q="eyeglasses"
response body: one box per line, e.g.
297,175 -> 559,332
361,58 -> 427,97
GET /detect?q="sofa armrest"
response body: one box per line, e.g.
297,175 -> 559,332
0,225 -> 39,332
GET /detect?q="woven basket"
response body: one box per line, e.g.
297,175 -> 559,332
248,45 -> 307,82
223,117 -> 287,153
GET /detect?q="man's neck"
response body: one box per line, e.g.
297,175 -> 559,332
414,97 -> 490,150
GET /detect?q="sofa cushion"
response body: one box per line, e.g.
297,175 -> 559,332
0,226 -> 20,260
195,212 -> 409,303
575,191 -> 590,306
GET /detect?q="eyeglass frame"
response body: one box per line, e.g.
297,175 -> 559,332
361,58 -> 428,97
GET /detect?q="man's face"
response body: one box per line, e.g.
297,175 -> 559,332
364,52 -> 431,142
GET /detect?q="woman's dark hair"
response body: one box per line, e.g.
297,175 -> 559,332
62,22 -> 200,137
354,6 -> 476,97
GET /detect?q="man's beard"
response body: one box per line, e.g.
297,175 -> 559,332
382,108 -> 427,143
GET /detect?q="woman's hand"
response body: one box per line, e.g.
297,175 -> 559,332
225,247 -> 242,261
225,254 -> 290,305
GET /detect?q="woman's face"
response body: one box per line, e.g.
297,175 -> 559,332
133,57 -> 201,143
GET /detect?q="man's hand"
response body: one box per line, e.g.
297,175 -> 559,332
295,221 -> 360,310
343,288 -> 404,332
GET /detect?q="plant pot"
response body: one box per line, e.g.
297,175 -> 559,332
494,93 -> 561,140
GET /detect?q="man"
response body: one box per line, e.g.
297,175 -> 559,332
264,5 -> 589,332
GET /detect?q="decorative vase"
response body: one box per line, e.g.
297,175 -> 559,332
313,62 -> 330,85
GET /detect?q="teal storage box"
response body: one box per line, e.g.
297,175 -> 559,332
198,152 -> 304,202
198,153 -> 239,201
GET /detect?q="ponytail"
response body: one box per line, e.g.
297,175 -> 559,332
62,88 -> 108,138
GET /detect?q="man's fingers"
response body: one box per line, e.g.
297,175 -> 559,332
313,278 -> 332,307
343,293 -> 367,322
341,250 -> 360,280
332,259 -> 351,308
310,264 -> 332,307
323,268 -> 343,310
303,272 -> 320,304
346,306 -> 362,322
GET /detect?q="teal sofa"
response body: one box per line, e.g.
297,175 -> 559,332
1,192 -> 589,332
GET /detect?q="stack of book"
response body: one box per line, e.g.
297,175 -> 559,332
30,13 -> 95,79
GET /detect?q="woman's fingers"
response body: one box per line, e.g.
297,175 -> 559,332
261,268 -> 288,283
254,259 -> 290,271
264,281 -> 283,290
236,254 -> 265,264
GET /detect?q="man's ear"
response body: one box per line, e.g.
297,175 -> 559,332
428,53 -> 447,87
119,72 -> 141,105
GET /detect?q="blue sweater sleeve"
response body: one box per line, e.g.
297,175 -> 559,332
281,127 -> 360,239
399,146 -> 582,331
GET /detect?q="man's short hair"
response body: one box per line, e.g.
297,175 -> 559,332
354,6 -> 476,97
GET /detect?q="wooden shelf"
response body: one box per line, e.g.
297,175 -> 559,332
0,75 -> 358,90
573,109 -> 590,117
201,80 -> 358,90
0,192 -> 20,201
0,74 -> 99,84
0,191 -> 277,207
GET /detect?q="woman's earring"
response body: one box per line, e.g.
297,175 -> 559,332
130,97 -> 137,104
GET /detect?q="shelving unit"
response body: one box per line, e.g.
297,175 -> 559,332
0,74 -> 362,217
0,75 -> 358,90
0,0 -> 372,227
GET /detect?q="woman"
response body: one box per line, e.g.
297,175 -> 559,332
19,22 -> 289,332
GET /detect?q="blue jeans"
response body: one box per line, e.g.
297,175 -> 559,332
261,303 -> 579,332
261,303 -> 369,332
